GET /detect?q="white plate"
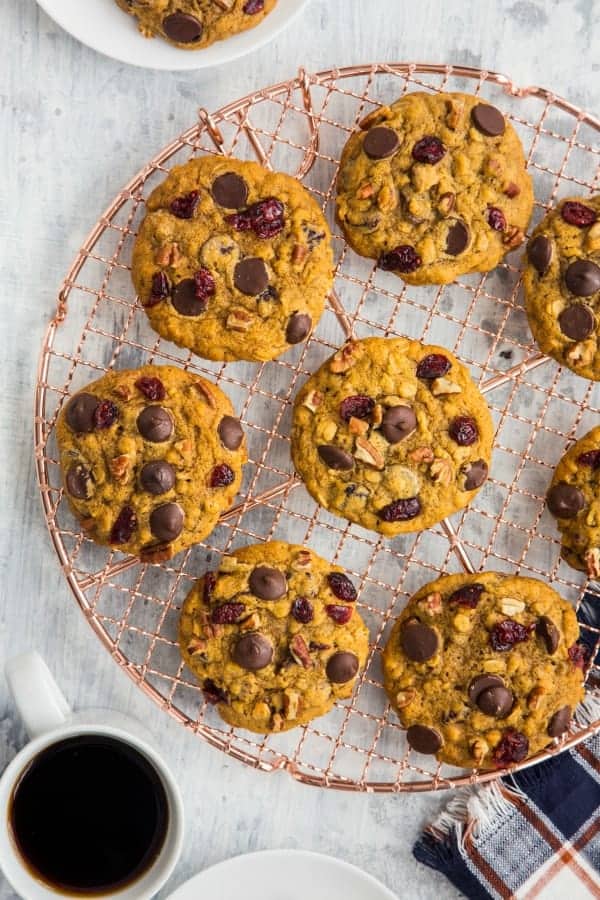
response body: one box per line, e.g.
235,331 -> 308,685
35,0 -> 308,70
166,850 -> 398,900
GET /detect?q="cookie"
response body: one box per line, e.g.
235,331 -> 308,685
524,196 -> 600,380
335,91 -> 533,285
382,572 -> 584,769
179,542 -> 370,732
115,0 -> 277,50
547,427 -> 600,578
291,337 -> 493,535
131,156 -> 333,362
57,365 -> 247,561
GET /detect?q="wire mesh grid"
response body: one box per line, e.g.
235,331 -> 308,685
35,64 -> 600,791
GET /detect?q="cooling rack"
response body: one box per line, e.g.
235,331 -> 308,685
35,63 -> 600,791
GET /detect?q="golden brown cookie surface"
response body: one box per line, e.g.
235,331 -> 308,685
115,0 -> 277,50
291,337 -> 494,535
131,156 -> 333,362
57,365 -> 246,560
382,572 -> 584,769
524,195 -> 600,380
179,542 -> 370,733
336,91 -> 533,284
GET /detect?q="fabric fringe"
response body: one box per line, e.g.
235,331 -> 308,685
575,691 -> 600,729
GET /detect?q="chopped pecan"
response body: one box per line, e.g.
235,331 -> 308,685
289,634 -> 312,669
154,242 -> 182,267
271,713 -> 284,733
503,226 -> 525,249
585,547 -> 600,579
291,549 -> 312,571
377,183 -> 397,212
303,388 -> 323,412
566,341 -> 594,367
431,376 -> 461,396
113,383 -> 133,400
172,439 -> 193,464
503,182 -> 521,198
470,738 -> 489,764
109,454 -> 132,483
330,342 -> 358,374
140,543 -> 173,564
240,612 -> 261,632
187,637 -> 207,657
356,182 -> 375,199
430,457 -> 453,485
354,436 -> 385,469
437,192 -> 455,217
371,403 -> 384,427
227,308 -> 254,331
349,416 -> 369,436
211,0 -> 235,9
193,380 -> 217,408
410,446 -> 434,464
419,591 -> 442,615
395,690 -> 416,708
527,686 -> 545,710
283,689 -> 301,720
585,222 -> 600,252
499,597 -> 525,616
292,243 -> 309,265
446,98 -> 464,129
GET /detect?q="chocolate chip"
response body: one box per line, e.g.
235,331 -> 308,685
140,460 -> 176,495
232,633 -> 273,670
66,463 -> 91,499
172,279 -> 206,316
400,622 -> 439,662
137,406 -> 173,443
149,502 -> 184,541
536,616 -> 560,654
363,126 -> 400,159
326,651 -> 359,683
558,304 -> 595,340
547,482 -> 585,519
65,393 -> 98,433
406,724 -> 443,755
162,12 -> 202,43
446,220 -> 470,256
565,259 -> 600,297
211,172 -> 248,209
218,415 -> 244,451
286,312 -> 312,344
548,705 -> 571,738
462,459 -> 489,491
234,257 -> 269,295
471,103 -> 505,136
477,686 -> 514,718
381,406 -> 417,444
249,566 -> 286,600
468,674 -> 505,705
527,235 -> 553,276
317,445 -> 354,470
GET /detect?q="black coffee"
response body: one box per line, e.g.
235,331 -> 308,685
9,735 -> 169,894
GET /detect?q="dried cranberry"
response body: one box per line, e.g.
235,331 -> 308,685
449,416 -> 479,446
416,353 -> 451,379
448,583 -> 484,608
492,729 -> 529,766
490,619 -> 532,651
209,464 -> 235,488
109,506 -> 137,544
170,190 -> 200,219
328,572 -> 357,601
378,245 -> 422,273
291,597 -> 314,623
561,201 -> 597,228
135,376 -> 166,401
243,0 -> 264,11
339,395 -> 375,422
487,207 -> 507,231
568,642 -> 591,670
93,400 -> 118,429
412,136 -> 446,164
203,571 -> 217,604
379,497 -> 421,521
227,198 -> 285,239
147,271 -> 170,306
578,449 -> 600,469
326,604 -> 353,625
202,679 -> 228,705
194,267 -> 216,304
211,602 -> 245,624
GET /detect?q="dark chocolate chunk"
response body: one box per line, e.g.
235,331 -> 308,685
65,393 -> 98,433
446,220 -> 470,256
137,406 -> 173,443
326,651 -> 359,683
462,459 -> 488,490
527,234 -> 553,276
476,685 -> 514,718
140,460 -> 176,495
536,615 -> 560,654
218,415 -> 244,451
286,312 -> 312,344
232,633 -> 273,670
547,482 -> 585,519
233,257 -> 269,295
547,705 -> 571,738
363,126 -> 400,159
211,172 -> 248,209
468,674 -> 505,705
565,259 -> 600,297
149,502 -> 184,541
400,622 -> 439,662
558,304 -> 594,340
248,566 -> 286,600
406,724 -> 443,754
381,406 -> 417,444
162,12 -> 202,43
471,103 -> 505,136
172,279 -> 206,316
317,445 -> 354,470
65,463 -> 92,499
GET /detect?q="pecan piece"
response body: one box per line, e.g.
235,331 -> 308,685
303,388 -> 323,413
283,689 -> 301,720
410,446 -> 435,464
437,192 -> 455,217
193,380 -> 217,408
109,454 -> 132,483
503,226 -> 525,249
430,457 -> 453,486
431,376 -> 461,396
354,436 -> 385,469
585,547 -> 600,579
503,182 -> 521,198
226,308 -> 254,331
330,342 -> 358,373
289,634 -> 312,669
292,243 -> 309,265
113,383 -> 133,400
349,416 -> 369,436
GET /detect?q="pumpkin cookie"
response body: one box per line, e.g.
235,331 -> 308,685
382,572 -> 584,769
179,542 -> 370,732
291,337 -> 493,535
336,91 -> 533,284
115,0 -> 277,50
131,156 -> 333,362
547,427 -> 600,578
524,195 -> 600,380
57,365 -> 246,560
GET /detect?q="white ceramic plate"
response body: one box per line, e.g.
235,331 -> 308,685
35,0 -> 308,70
166,850 -> 398,900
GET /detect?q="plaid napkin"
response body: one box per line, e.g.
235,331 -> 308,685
414,727 -> 600,899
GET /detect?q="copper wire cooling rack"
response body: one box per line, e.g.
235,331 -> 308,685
35,64 -> 600,791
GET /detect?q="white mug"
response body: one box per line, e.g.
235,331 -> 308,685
0,651 -> 184,900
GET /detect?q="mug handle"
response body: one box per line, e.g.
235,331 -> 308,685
5,651 -> 71,739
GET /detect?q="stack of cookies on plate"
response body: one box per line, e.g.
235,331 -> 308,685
57,89 -> 596,770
